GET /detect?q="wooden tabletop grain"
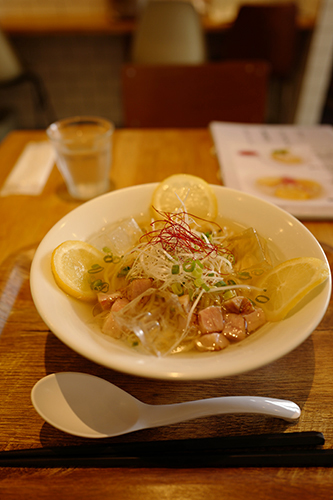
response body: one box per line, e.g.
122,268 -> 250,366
0,129 -> 333,499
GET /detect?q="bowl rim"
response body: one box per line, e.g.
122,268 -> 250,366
30,183 -> 332,380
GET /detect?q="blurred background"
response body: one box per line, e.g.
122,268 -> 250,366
0,0 -> 332,138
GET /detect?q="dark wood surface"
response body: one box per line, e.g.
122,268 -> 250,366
0,129 -> 333,499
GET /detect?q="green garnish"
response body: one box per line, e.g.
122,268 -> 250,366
103,248 -> 122,264
195,259 -> 204,269
90,279 -> 109,293
215,280 -> 226,287
172,264 -> 180,275
117,266 -> 131,277
192,267 -> 202,279
183,260 -> 195,272
223,290 -> 236,300
194,278 -> 210,292
255,294 -> 270,303
238,271 -> 252,280
171,283 -> 183,295
88,264 -> 104,274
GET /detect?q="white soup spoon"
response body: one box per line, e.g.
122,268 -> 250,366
31,372 -> 301,439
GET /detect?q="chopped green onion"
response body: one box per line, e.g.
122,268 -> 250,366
172,264 -> 180,275
215,280 -> 226,287
103,251 -> 122,264
227,279 -> 236,286
194,278 -> 203,287
195,259 -> 204,269
194,277 -> 210,292
192,267 -> 202,279
171,283 -> 183,295
207,272 -> 215,277
238,271 -> 252,280
117,266 -> 131,277
183,260 -> 195,272
90,279 -> 109,293
104,255 -> 114,263
255,294 -> 270,304
88,264 -> 104,274
223,290 -> 236,300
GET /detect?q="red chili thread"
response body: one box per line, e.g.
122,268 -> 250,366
140,208 -> 231,259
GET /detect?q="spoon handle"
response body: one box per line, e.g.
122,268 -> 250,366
141,396 -> 301,428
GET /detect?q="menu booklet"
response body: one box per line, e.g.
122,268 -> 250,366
209,122 -> 333,219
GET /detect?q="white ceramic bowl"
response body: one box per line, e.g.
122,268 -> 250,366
30,184 -> 331,380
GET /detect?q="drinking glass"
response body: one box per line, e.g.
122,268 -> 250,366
47,116 -> 114,200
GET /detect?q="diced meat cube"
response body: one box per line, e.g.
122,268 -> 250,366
97,291 -> 122,311
102,313 -> 122,338
223,296 -> 243,313
243,307 -> 266,333
196,333 -> 230,352
178,294 -> 191,313
101,297 -> 130,338
111,297 -> 130,312
223,313 -> 246,341
224,296 -> 255,314
124,279 -> 153,301
177,310 -> 198,334
198,306 -> 224,334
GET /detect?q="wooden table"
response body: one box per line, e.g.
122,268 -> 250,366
0,129 -> 333,498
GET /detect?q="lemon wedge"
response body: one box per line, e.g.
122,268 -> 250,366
51,240 -> 106,301
152,174 -> 218,219
256,257 -> 330,321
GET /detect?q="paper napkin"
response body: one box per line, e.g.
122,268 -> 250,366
0,141 -> 56,196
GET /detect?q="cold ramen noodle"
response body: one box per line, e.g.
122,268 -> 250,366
73,205 -> 285,357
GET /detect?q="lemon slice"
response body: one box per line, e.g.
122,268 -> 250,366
51,240 -> 106,301
152,174 -> 218,219
256,257 -> 330,321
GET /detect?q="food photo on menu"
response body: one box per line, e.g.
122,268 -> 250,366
210,122 -> 333,219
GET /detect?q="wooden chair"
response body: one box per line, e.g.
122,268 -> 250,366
131,0 -> 207,64
0,28 -> 56,128
221,3 -> 298,123
222,3 -> 298,78
121,61 -> 270,128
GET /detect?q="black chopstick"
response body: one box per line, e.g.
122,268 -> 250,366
0,449 -> 333,468
0,431 -> 324,458
0,431 -> 325,467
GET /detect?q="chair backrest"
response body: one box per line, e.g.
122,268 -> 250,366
222,3 -> 298,77
0,30 -> 23,82
121,61 -> 270,127
131,0 -> 207,64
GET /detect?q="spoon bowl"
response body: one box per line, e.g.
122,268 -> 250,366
31,372 -> 301,439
